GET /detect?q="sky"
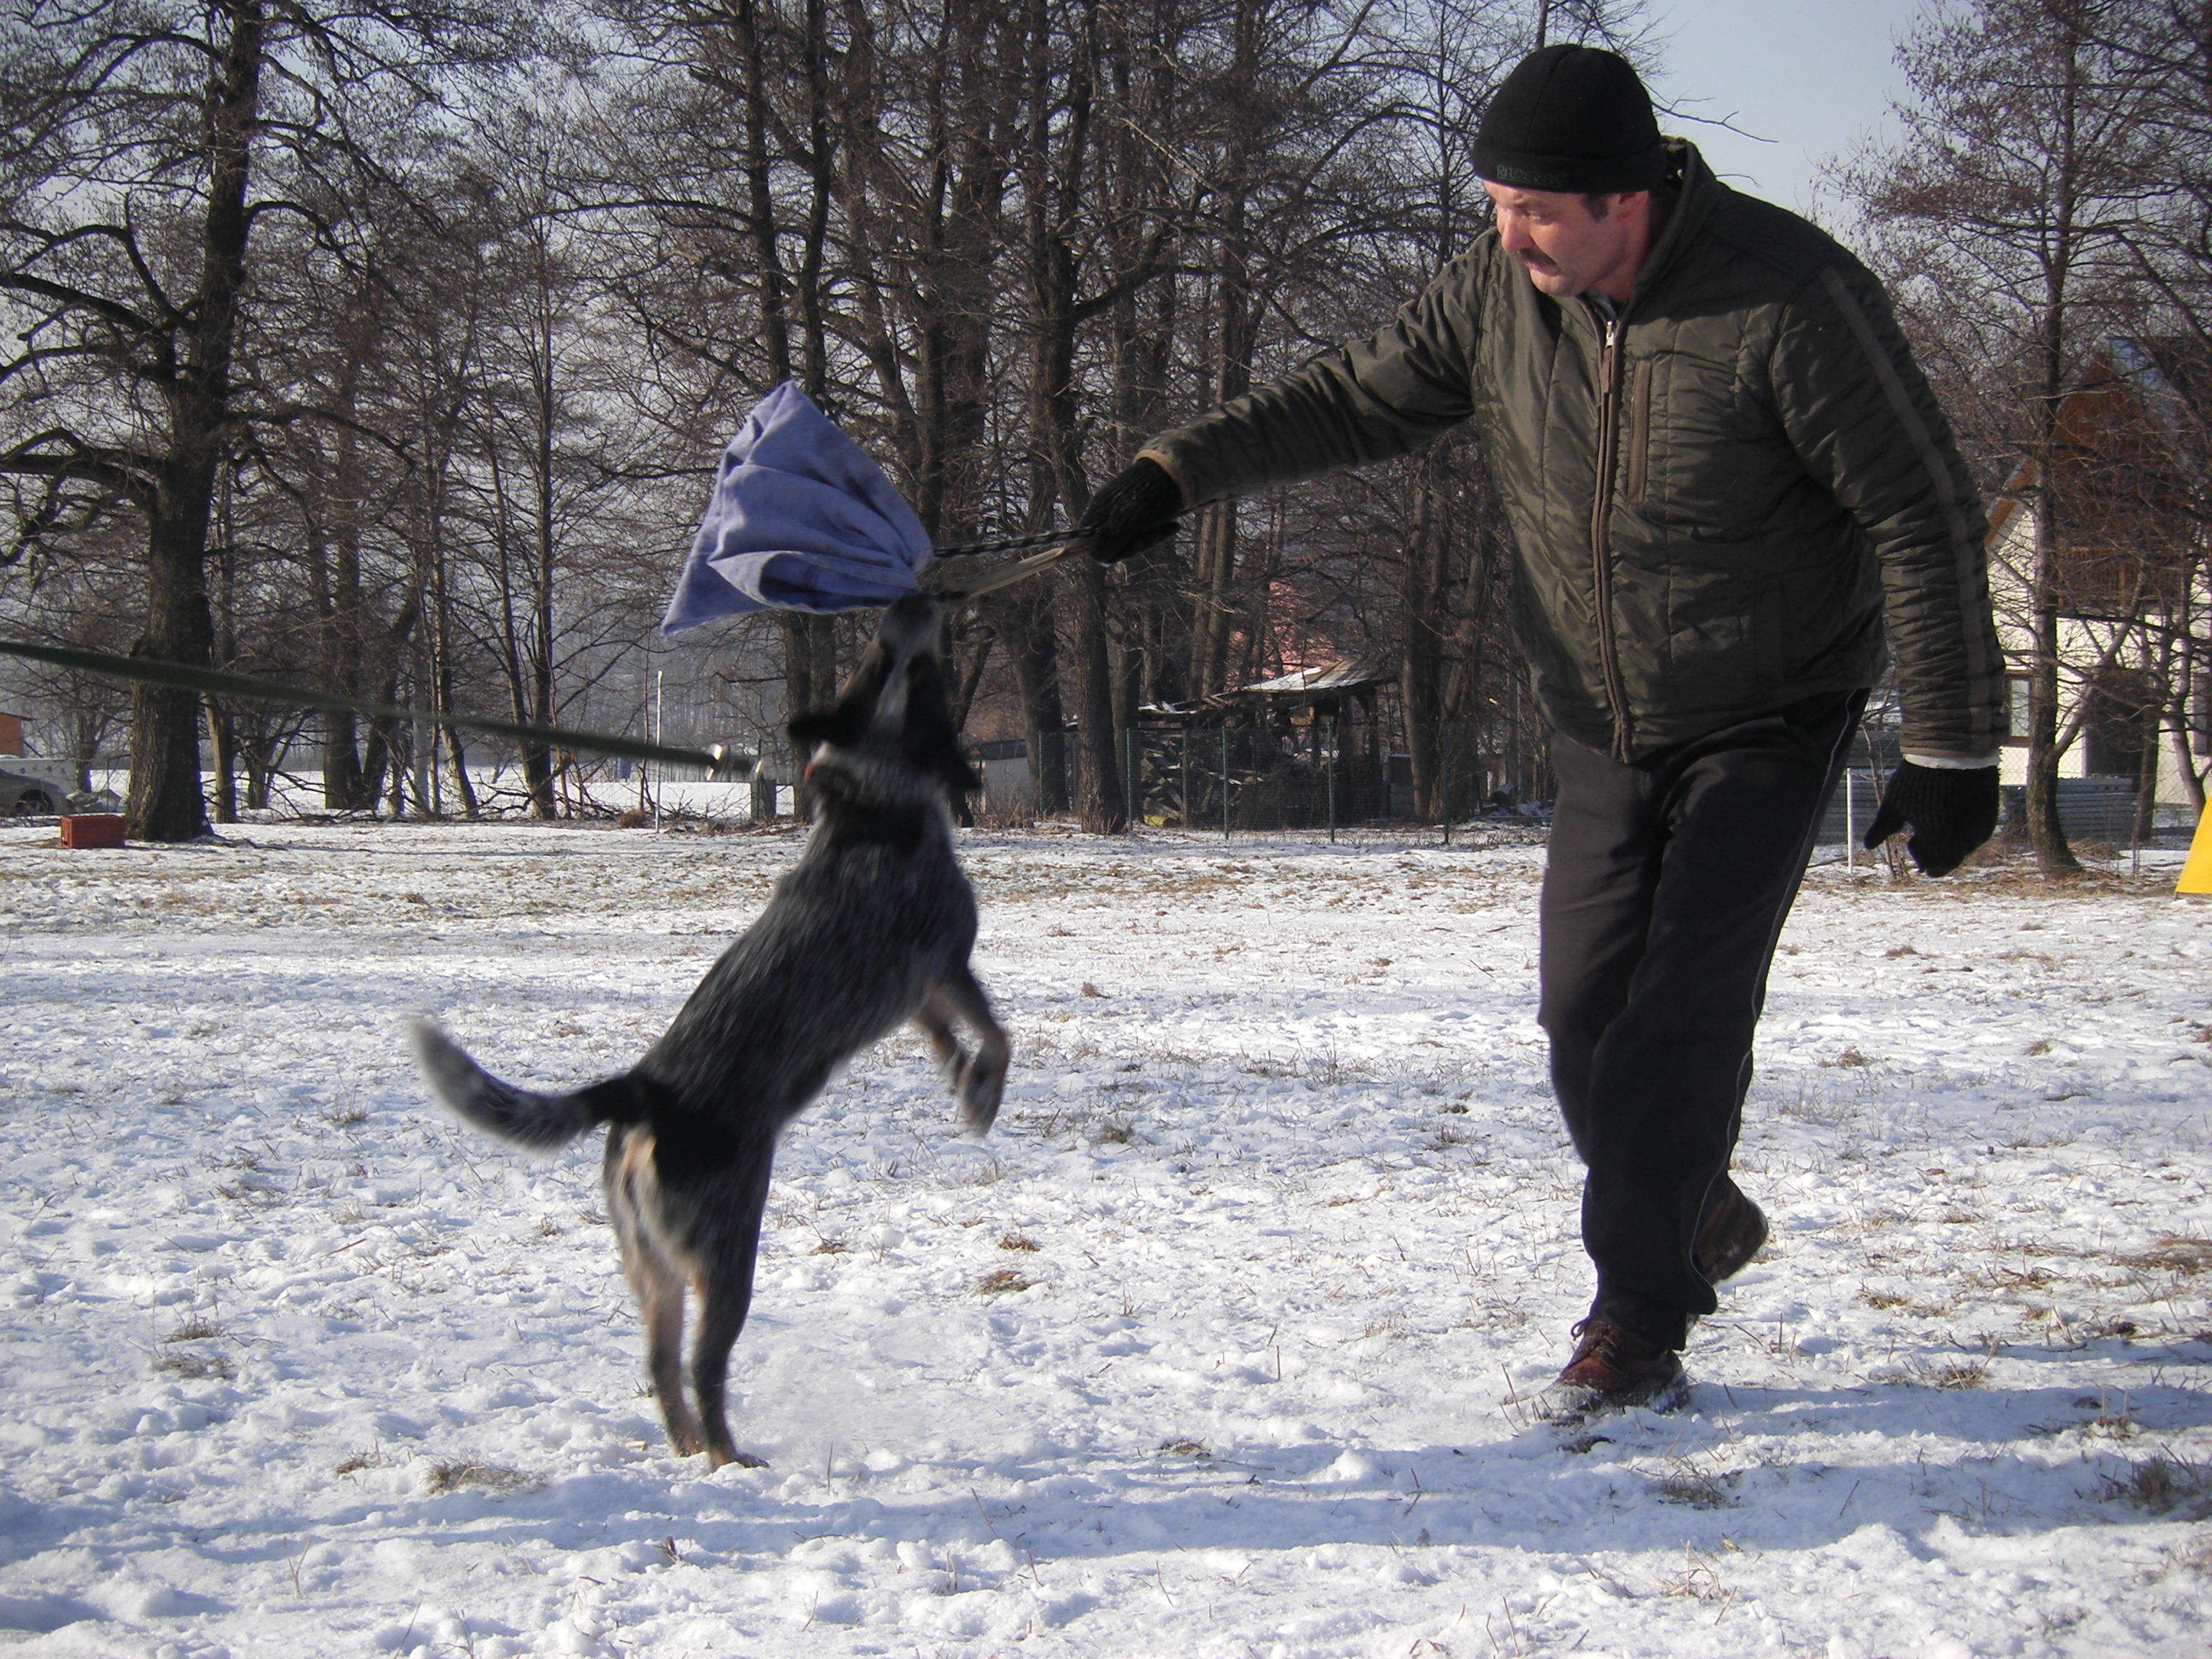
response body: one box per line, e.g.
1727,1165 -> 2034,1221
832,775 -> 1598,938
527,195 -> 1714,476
1645,0 -> 1929,222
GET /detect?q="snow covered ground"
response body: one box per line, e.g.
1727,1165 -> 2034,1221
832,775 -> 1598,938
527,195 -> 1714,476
1,819 -> 2206,1659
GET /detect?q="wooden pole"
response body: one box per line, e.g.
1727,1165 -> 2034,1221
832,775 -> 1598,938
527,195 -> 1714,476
1182,727 -> 1192,829
1440,730 -> 1450,846
1326,714 -> 1336,843
1221,724 -> 1231,841
1125,725 -> 1138,831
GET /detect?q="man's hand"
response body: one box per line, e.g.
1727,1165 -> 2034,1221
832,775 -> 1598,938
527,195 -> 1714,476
1078,457 -> 1184,563
1863,761 -> 2000,877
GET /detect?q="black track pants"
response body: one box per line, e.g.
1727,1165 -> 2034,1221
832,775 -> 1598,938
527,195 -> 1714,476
1538,691 -> 1866,1349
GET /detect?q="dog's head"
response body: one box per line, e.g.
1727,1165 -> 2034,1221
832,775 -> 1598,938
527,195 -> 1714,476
788,595 -> 980,808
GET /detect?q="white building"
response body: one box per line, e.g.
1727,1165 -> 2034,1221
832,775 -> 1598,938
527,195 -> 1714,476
1980,339 -> 2211,830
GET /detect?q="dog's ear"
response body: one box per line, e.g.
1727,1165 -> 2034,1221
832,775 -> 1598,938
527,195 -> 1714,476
937,745 -> 984,799
788,642 -> 892,750
788,703 -> 868,750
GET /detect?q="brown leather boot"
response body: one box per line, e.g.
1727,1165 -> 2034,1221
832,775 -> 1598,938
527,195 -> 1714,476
1694,1177 -> 1769,1283
1537,1319 -> 1688,1421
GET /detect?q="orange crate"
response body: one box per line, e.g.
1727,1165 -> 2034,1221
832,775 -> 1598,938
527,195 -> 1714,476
60,814 -> 125,849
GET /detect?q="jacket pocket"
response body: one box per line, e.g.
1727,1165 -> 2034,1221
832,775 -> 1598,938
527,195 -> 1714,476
1640,349 -> 1789,534
1625,358 -> 1652,504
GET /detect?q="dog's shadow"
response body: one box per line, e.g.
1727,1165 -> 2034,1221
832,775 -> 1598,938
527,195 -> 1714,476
180,1375 -> 2209,1580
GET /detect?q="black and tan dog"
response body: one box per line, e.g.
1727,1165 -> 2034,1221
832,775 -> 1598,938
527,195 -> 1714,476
411,595 -> 1008,1469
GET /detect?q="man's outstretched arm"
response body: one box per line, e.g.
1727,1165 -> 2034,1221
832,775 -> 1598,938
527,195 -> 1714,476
1084,247 -> 1492,557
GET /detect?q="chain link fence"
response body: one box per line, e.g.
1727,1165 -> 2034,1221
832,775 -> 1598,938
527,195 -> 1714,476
193,718 -> 2188,856
971,719 -> 1552,846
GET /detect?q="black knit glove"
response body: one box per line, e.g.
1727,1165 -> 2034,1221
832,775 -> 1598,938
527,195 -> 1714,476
1078,457 -> 1184,563
1863,762 -> 2000,877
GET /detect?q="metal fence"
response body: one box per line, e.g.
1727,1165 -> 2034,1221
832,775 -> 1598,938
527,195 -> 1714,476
179,737 -> 2189,856
1815,771 -> 2158,852
1815,766 -> 1889,851
976,719 -> 1551,843
2000,778 -> 2148,845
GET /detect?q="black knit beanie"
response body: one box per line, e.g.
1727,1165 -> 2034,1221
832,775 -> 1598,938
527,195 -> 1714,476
1473,45 -> 1668,194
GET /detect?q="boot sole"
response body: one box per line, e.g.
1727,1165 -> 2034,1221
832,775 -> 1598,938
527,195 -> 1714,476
1695,1202 -> 1770,1282
1534,1369 -> 1690,1427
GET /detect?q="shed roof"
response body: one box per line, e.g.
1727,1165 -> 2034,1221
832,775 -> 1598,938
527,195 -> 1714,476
1236,657 -> 1395,698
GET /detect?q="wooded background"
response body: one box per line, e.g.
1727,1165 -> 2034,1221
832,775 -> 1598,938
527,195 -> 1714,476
2,0 -> 2207,871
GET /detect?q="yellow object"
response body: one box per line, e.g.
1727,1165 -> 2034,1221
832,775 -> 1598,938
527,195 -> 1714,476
2180,799 -> 2212,894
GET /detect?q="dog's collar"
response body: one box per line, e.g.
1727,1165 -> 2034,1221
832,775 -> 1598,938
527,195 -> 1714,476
819,799 -> 937,848
801,758 -> 944,847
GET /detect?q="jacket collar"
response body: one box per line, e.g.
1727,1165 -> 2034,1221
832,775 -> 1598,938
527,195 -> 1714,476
1555,138 -> 1722,340
1631,139 -> 1721,302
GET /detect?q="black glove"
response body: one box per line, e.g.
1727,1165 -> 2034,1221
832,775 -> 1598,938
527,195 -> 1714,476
1077,457 -> 1184,563
1863,761 -> 2000,877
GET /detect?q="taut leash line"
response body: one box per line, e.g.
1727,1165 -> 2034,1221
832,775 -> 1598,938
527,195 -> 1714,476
932,528 -> 1082,558
0,639 -> 744,774
6,531 -> 1097,763
925,541 -> 1087,602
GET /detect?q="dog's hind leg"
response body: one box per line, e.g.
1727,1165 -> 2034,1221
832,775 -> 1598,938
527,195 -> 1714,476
608,1127 -> 706,1457
912,989 -> 971,1090
630,1243 -> 708,1457
931,965 -> 1009,1136
690,1148 -> 774,1471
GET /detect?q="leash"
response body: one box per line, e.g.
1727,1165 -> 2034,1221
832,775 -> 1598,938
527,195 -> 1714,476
932,527 -> 1082,559
923,539 -> 1088,602
0,638 -> 747,775
3,530 -> 1100,760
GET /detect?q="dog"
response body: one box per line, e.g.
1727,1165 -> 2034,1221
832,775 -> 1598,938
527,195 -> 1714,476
410,595 -> 1009,1469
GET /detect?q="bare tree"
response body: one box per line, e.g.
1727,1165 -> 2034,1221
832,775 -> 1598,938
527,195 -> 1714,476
0,0 -> 522,838
2092,1 -> 2212,812
1843,0 -> 2161,874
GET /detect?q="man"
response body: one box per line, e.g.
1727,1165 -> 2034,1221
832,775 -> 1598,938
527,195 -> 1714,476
1078,45 -> 2003,1417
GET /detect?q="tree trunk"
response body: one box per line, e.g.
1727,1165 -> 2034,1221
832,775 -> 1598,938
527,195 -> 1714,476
518,237 -> 560,819
327,512 -> 370,808
950,625 -> 994,734
2170,638 -> 2208,814
313,312 -> 382,810
206,699 -> 236,824
355,597 -> 418,812
1400,469 -> 1448,818
990,589 -> 1068,813
1058,555 -> 1125,832
1020,0 -> 1120,832
428,494 -> 478,819
207,498 -> 239,824
2024,445 -> 2081,875
125,0 -> 266,842
2134,685 -> 2159,846
1187,0 -> 1262,700
781,615 -> 822,723
126,467 -> 219,838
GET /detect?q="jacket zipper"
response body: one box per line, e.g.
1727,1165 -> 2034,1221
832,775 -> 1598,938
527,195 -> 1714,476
1588,307 -> 1633,759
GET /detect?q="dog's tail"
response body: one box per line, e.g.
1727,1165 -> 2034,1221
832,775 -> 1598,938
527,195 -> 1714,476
409,1019 -> 649,1150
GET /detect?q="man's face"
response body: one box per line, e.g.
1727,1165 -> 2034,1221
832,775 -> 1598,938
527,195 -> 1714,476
1483,182 -> 1648,302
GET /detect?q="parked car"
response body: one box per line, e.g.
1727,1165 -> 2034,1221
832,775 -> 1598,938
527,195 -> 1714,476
0,753 -> 116,817
0,768 -> 61,816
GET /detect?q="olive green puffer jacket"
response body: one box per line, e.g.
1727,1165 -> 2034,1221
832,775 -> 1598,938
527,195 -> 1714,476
1140,143 -> 2005,763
